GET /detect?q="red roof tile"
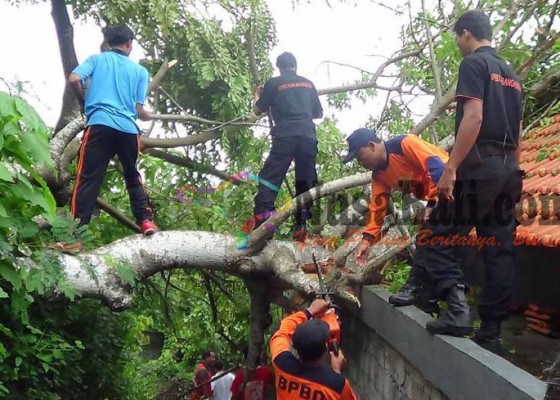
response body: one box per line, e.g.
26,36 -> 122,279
516,114 -> 560,246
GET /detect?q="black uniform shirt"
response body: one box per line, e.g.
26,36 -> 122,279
455,46 -> 523,178
256,71 -> 322,140
455,46 -> 523,148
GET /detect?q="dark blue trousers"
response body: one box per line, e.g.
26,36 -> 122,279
254,136 -> 318,226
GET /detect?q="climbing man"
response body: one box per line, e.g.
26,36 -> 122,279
67,24 -> 158,236
252,52 -> 323,239
342,128 -> 448,312
423,10 -> 523,354
270,298 -> 356,400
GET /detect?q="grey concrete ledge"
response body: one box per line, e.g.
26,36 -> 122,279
344,286 -> 548,400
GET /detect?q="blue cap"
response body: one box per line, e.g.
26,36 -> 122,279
292,319 -> 330,358
343,128 -> 379,163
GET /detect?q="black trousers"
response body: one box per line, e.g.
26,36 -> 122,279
71,125 -> 152,225
421,159 -> 523,321
254,136 -> 318,226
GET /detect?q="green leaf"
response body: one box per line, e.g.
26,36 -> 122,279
0,264 -> 21,290
0,163 -> 13,182
15,357 -> 22,367
0,93 -> 16,117
14,97 -> 45,133
20,133 -> 51,165
0,288 -> 8,298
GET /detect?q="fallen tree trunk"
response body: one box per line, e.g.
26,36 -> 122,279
19,221 -> 414,311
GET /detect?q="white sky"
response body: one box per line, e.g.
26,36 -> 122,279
0,1 -> 420,135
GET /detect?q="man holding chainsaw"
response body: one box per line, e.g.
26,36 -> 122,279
343,128 -> 448,311
270,299 -> 356,400
252,52 -> 323,239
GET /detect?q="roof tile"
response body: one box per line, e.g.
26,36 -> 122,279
516,114 -> 560,246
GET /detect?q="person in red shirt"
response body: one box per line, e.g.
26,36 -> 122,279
270,299 -> 357,400
343,128 -> 448,311
193,349 -> 217,400
231,348 -> 274,400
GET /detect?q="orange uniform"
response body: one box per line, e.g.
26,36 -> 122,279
364,134 -> 449,242
270,311 -> 357,400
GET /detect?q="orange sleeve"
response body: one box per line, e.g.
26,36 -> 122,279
363,177 -> 391,242
270,311 -> 308,360
400,135 -> 446,203
341,380 -> 358,400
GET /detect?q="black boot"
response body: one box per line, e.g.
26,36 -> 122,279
426,284 -> 472,336
389,271 -> 422,307
416,282 -> 440,315
473,320 -> 504,356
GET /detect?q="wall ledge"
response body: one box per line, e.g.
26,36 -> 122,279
344,286 -> 548,400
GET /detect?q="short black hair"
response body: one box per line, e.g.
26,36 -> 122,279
454,10 -> 492,41
106,24 -> 135,47
202,349 -> 214,359
297,343 -> 327,362
276,52 -> 297,70
215,361 -> 224,370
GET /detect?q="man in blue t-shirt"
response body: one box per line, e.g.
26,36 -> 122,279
68,24 -> 158,235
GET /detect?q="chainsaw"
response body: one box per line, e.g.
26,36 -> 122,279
312,253 -> 341,356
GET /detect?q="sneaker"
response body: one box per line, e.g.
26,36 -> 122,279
140,220 -> 159,236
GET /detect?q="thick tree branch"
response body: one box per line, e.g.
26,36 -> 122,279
51,0 -> 81,133
141,130 -> 222,149
246,173 -> 371,254
245,26 -> 261,85
148,113 -> 253,126
143,149 -> 236,183
409,89 -> 455,136
245,279 -> 271,375
531,71 -> 560,107
148,59 -> 177,93
141,115 -> 257,150
19,231 -> 343,310
50,117 -> 85,169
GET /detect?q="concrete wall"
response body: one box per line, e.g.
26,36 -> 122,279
340,286 -> 548,400
342,311 -> 448,400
